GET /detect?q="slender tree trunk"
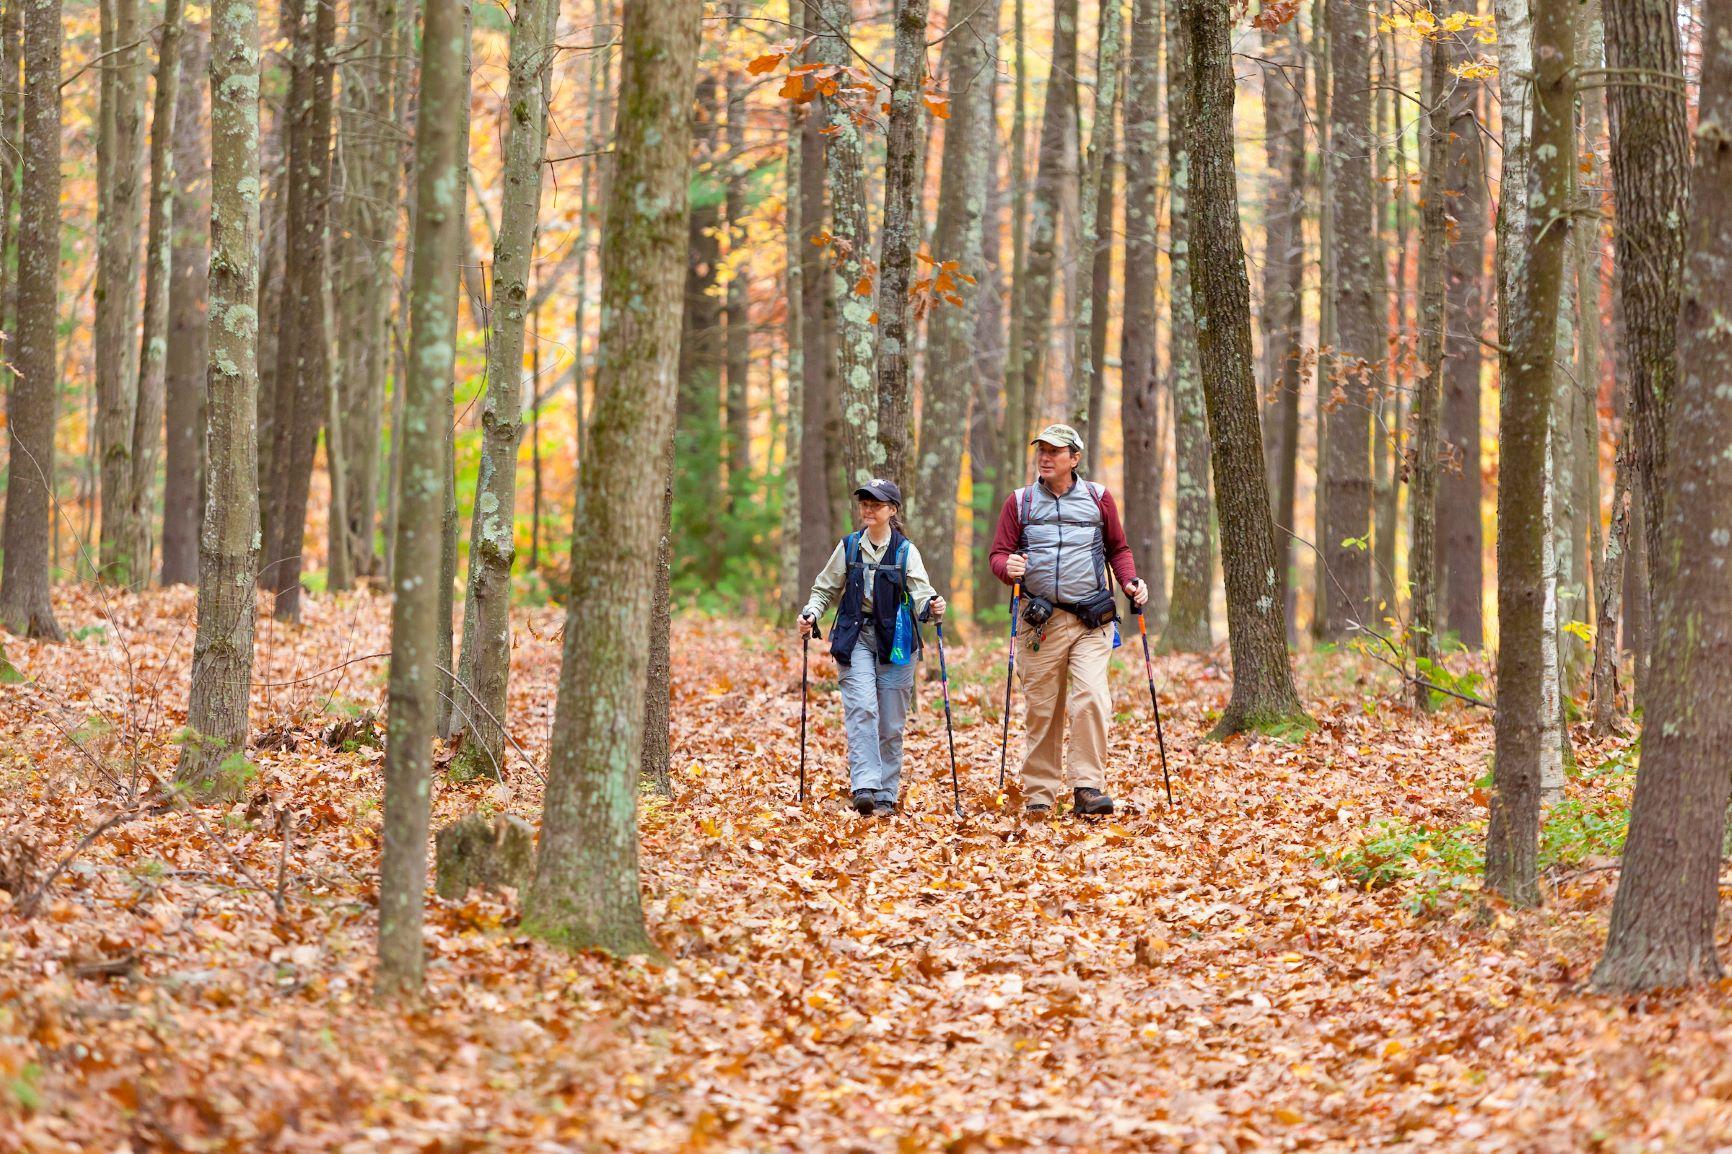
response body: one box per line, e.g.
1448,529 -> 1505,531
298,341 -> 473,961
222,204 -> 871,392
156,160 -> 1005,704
796,24 -> 833,597
95,0 -> 147,585
1309,0 -> 1334,640
1012,0 -> 1078,451
1181,0 -> 1307,736
1439,53 -> 1487,647
1603,0 -> 1689,617
780,97 -> 806,619
323,262 -> 351,593
970,62 -> 1008,624
376,0 -> 467,1001
1067,0 -> 1121,448
1,0 -> 18,386
1260,8 -> 1305,633
161,18 -> 208,587
1162,1 -> 1212,653
524,0 -> 699,957
911,0 -> 997,604
124,0 -> 185,591
177,0 -> 259,792
1592,397 -> 1632,734
1320,0 -> 1377,636
0,0 -> 62,640
873,0 -> 929,486
449,0 -> 552,780
1594,0 -> 1732,990
1406,33 -> 1450,710
723,7 -> 751,511
675,77 -> 723,569
1122,0 -> 1165,626
1002,0 -> 1029,487
641,441 -> 673,797
1486,0 -> 1574,907
812,0 -> 878,489
1371,30 -> 1401,612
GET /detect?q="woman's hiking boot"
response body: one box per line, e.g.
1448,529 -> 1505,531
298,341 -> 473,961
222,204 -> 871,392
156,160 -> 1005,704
871,802 -> 896,818
852,791 -> 876,816
1073,787 -> 1114,816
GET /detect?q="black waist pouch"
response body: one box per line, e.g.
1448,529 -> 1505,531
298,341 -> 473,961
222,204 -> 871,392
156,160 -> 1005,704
1061,589 -> 1118,630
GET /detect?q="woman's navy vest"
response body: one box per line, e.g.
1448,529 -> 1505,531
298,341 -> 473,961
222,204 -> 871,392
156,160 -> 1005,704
830,529 -> 922,665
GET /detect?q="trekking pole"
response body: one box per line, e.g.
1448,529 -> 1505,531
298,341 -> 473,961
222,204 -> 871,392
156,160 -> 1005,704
798,619 -> 821,803
1130,602 -> 1174,808
999,577 -> 1022,790
934,620 -> 963,817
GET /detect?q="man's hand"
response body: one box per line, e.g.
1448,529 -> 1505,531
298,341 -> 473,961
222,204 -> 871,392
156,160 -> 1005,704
1004,552 -> 1028,581
798,613 -> 817,639
929,596 -> 946,622
1126,579 -> 1149,608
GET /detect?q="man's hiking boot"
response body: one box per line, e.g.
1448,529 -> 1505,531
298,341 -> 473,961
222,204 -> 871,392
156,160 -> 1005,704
852,791 -> 875,816
1073,787 -> 1114,816
872,802 -> 896,818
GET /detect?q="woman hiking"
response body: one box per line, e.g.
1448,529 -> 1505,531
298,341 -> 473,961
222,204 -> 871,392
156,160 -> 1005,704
799,479 -> 945,818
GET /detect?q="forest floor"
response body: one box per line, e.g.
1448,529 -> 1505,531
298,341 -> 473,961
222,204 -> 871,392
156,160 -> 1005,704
0,586 -> 1727,1151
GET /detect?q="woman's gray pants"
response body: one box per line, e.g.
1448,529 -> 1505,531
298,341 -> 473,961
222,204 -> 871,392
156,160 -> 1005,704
839,631 -> 914,804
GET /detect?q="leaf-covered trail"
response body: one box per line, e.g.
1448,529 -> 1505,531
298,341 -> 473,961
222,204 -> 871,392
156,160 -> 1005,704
1,588 -> 1727,1151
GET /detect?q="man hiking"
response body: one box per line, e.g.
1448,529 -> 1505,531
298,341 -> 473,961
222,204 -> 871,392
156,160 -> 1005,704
989,424 -> 1148,816
800,479 -> 945,818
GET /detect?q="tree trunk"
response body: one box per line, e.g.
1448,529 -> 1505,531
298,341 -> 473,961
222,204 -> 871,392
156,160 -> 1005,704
1603,0 -> 1689,621
1181,0 -> 1308,738
1067,0 -> 1121,448
1486,0 -> 1574,907
1406,34 -> 1450,711
1012,0 -> 1078,456
1594,0 -> 1732,990
1121,0 -> 1165,627
970,60 -> 1008,625
263,0 -> 336,622
641,443 -> 673,797
813,0 -> 878,490
1162,0 -> 1212,654
0,0 -> 62,640
796,21 -> 833,598
177,0 -> 260,792
160,17 -> 208,587
1002,0 -> 1029,488
449,0 -> 553,781
1260,8 -> 1305,634
376,0 -> 468,1001
95,0 -> 147,585
524,0 -> 698,957
1371,31 -> 1400,614
1309,0 -> 1333,640
911,0 -> 997,607
1439,56 -> 1486,648
675,76 -> 723,570
124,0 -> 185,591
780,97 -> 806,619
723,8 -> 751,512
1320,0 -> 1377,637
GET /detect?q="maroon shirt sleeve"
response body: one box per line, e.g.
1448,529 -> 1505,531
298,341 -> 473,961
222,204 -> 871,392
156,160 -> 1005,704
987,493 -> 1022,584
1098,488 -> 1140,590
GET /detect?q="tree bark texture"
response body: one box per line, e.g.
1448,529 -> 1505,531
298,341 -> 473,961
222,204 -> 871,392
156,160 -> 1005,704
1182,0 -> 1307,737
780,97 -> 806,618
376,0 -> 468,1001
177,0 -> 260,792
796,28 -> 834,598
1162,0 -> 1212,654
450,0 -> 553,781
0,0 -> 62,640
675,77 -> 723,570
873,0 -> 929,486
1486,0 -> 1574,907
1002,0 -> 1029,488
1439,61 -> 1486,647
1121,0 -> 1165,626
642,444 -> 674,797
1594,0 -> 1732,987
723,6 -> 750,512
161,18 -> 209,587
1067,0 -> 1122,449
524,0 -> 699,958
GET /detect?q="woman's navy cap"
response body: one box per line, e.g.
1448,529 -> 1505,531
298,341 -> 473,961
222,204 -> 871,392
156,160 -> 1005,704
853,478 -> 903,506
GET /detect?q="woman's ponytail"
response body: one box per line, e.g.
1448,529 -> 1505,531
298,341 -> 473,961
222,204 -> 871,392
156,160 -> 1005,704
890,510 -> 906,535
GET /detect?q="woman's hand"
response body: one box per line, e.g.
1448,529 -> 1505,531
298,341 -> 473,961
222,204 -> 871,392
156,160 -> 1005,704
798,613 -> 816,638
929,596 -> 946,622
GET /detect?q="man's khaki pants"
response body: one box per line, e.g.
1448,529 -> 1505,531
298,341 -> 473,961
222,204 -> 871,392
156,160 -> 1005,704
1016,608 -> 1111,806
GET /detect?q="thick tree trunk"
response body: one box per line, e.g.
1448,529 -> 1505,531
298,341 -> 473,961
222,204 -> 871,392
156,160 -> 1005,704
1002,0 -> 1029,488
124,0 -> 185,590
1405,35 -> 1451,710
1012,0 -> 1078,452
1067,0 -> 1121,448
872,0 -> 928,486
376,0 -> 468,1001
1439,61 -> 1487,648
911,0 -> 997,605
1319,0 -> 1377,637
1260,9 -> 1305,633
780,96 -> 806,619
1121,0 -> 1165,626
160,18 -> 208,587
450,0 -> 553,781
524,0 -> 699,957
1486,0 -> 1574,907
177,0 -> 260,793
1182,0 -> 1308,738
0,0 -> 62,641
1162,1 -> 1212,654
1594,0 -> 1732,990
1603,0 -> 1689,617
95,0 -> 147,585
